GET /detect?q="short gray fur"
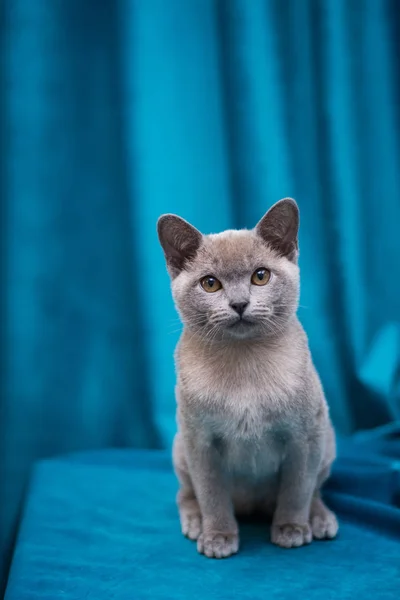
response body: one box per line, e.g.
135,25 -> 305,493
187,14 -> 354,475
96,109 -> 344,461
157,198 -> 338,559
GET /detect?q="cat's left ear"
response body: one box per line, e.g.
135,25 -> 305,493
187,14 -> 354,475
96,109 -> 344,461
255,198 -> 299,262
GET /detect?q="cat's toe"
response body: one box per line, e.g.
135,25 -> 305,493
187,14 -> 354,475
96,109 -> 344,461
311,512 -> 338,540
197,532 -> 239,558
271,523 -> 312,548
181,514 -> 202,541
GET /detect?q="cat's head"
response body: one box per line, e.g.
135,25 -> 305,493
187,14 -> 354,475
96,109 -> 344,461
157,199 -> 300,341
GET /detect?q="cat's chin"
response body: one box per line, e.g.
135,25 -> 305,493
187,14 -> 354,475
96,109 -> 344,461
224,319 -> 259,339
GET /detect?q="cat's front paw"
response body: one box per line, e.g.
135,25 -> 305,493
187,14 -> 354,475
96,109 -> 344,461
197,532 -> 239,558
271,523 -> 312,548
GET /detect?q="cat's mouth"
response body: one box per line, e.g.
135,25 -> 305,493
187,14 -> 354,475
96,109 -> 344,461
228,317 -> 256,329
225,317 -> 259,338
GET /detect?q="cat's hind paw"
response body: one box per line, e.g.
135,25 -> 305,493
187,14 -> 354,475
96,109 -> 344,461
311,511 -> 338,540
181,513 -> 202,541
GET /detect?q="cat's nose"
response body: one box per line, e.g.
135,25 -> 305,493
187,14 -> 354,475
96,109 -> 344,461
230,301 -> 249,316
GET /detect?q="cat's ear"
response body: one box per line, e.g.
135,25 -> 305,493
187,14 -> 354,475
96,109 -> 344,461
255,198 -> 299,262
157,214 -> 203,277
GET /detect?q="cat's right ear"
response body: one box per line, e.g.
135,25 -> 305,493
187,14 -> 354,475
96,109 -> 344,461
157,214 -> 203,278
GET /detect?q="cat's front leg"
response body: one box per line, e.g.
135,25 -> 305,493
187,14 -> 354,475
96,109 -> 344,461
271,433 -> 322,548
183,427 -> 239,558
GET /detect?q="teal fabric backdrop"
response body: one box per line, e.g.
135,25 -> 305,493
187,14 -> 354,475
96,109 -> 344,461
2,0 -> 400,589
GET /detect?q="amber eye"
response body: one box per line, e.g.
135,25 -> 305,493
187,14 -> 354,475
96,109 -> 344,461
251,268 -> 271,286
200,276 -> 222,293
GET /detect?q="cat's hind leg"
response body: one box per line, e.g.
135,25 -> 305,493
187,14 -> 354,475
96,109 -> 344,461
310,466 -> 338,540
173,433 -> 202,540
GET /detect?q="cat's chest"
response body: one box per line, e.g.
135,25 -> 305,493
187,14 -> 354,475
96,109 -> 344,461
204,385 -> 288,441
180,340 -> 305,439
185,340 -> 301,399
181,349 -> 302,478
206,398 -> 288,478
193,359 -> 300,430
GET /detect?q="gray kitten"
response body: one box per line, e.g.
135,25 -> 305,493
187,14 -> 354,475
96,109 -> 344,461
157,198 -> 338,559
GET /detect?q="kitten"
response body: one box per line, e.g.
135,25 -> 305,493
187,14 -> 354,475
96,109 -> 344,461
157,198 -> 338,558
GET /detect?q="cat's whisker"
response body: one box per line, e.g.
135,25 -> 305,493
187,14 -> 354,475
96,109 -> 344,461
167,327 -> 184,336
166,323 -> 183,332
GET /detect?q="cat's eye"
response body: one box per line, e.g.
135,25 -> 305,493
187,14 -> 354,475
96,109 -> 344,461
251,268 -> 271,286
200,276 -> 222,293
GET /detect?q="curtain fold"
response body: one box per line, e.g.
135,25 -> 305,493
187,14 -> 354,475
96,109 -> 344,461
2,0 -> 400,588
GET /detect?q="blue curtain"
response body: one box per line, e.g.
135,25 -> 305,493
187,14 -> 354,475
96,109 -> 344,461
2,0 -> 400,587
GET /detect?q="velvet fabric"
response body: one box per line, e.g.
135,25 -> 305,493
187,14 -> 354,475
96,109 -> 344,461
5,425 -> 400,599
3,0 -> 400,591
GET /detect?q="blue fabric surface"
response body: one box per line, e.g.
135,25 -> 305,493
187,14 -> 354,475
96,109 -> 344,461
3,0 -> 400,590
5,426 -> 400,599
